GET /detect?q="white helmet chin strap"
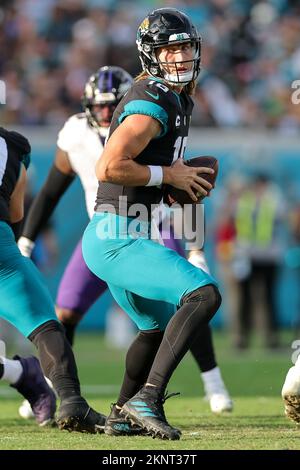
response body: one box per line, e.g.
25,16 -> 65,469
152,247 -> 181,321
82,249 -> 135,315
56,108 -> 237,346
162,69 -> 193,86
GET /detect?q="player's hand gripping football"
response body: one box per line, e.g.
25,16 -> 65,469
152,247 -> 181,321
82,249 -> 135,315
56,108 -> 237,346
164,158 -> 214,202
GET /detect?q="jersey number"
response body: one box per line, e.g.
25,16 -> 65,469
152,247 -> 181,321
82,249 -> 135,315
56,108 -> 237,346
148,80 -> 169,93
172,136 -> 187,163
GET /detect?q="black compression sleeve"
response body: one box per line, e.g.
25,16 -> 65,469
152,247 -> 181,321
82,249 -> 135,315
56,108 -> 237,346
117,330 -> 164,407
22,164 -> 75,241
29,320 -> 81,400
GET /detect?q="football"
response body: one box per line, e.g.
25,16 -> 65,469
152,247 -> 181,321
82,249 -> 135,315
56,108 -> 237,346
164,156 -> 219,206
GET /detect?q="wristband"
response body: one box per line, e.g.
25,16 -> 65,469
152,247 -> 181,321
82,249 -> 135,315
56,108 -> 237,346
145,165 -> 163,187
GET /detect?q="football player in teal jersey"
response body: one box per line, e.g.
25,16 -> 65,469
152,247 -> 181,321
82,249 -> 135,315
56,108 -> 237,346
0,127 -> 106,433
83,8 -> 222,440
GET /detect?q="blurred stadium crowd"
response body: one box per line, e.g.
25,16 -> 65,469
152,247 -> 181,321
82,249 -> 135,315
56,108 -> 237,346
1,0 -> 300,131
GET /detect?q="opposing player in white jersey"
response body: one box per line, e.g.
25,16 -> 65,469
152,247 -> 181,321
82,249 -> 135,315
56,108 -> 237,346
19,67 -> 133,343
18,66 -> 232,432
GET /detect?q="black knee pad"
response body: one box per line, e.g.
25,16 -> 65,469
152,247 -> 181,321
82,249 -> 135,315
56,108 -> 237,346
181,284 -> 222,322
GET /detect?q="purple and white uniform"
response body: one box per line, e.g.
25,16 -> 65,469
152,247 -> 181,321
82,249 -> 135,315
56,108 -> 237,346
55,114 -> 107,314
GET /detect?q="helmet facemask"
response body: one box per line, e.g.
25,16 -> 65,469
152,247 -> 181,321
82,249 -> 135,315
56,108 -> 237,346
90,101 -> 118,128
154,39 -> 201,86
82,66 -> 133,135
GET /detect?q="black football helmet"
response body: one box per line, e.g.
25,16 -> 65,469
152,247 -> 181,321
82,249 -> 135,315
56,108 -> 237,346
82,66 -> 133,131
136,8 -> 201,86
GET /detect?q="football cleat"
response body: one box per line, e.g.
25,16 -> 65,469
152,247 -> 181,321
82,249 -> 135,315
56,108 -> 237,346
121,387 -> 181,440
104,403 -> 144,436
11,355 -> 56,426
282,365 -> 300,424
56,396 -> 106,434
19,376 -> 57,421
208,392 -> 233,414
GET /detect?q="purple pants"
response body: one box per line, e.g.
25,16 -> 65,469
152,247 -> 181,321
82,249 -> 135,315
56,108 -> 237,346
56,227 -> 185,316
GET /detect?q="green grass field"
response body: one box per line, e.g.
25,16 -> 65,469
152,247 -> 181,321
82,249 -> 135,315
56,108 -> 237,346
0,332 -> 299,450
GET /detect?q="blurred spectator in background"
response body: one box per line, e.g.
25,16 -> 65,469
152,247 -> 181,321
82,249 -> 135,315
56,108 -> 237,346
231,174 -> 286,349
1,0 -> 300,131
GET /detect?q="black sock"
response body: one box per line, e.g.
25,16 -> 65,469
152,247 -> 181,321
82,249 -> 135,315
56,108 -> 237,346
146,285 -> 221,392
0,363 -> 3,379
117,330 -> 164,407
29,320 -> 81,401
190,324 -> 217,373
62,322 -> 76,346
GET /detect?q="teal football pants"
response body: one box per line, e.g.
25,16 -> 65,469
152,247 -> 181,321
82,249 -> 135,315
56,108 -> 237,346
0,222 -> 57,337
82,212 -> 218,331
